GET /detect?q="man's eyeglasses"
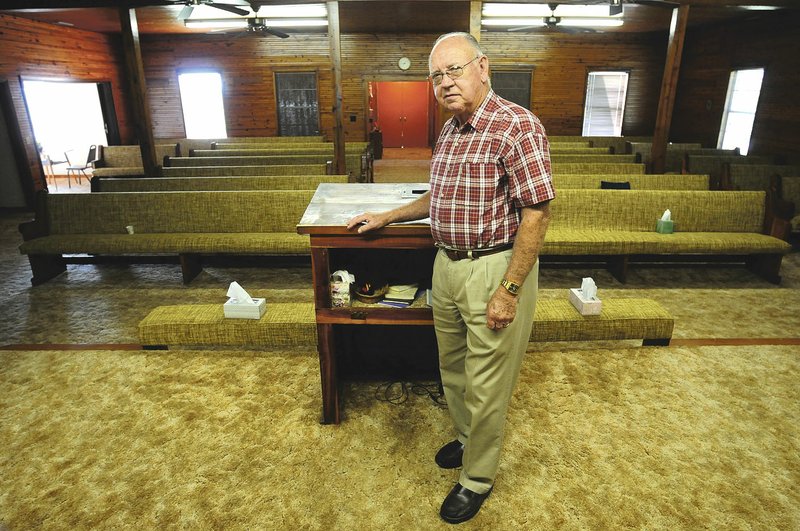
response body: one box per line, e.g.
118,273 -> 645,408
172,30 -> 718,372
428,56 -> 481,86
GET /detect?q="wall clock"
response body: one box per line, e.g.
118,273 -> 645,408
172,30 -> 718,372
398,57 -> 411,71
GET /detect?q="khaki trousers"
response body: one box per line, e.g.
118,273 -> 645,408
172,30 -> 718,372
431,248 -> 539,494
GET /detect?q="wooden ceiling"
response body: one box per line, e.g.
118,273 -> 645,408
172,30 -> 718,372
0,1 -> 795,36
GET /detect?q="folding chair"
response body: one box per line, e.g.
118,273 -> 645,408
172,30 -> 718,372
64,145 -> 97,188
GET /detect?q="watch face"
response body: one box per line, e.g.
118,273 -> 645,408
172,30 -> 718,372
502,279 -> 520,294
398,57 -> 411,70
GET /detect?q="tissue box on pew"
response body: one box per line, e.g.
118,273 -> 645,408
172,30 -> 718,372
223,297 -> 266,319
569,288 -> 602,316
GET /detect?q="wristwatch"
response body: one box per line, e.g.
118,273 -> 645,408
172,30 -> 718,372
500,278 -> 521,296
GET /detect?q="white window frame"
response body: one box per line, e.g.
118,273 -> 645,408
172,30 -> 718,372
178,71 -> 228,139
717,68 -> 764,156
582,70 -> 629,137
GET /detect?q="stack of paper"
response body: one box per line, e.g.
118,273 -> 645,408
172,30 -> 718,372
384,284 -> 419,302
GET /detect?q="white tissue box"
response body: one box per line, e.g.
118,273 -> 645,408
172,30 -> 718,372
569,288 -> 602,316
223,297 -> 266,319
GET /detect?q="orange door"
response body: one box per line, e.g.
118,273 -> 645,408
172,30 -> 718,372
375,81 -> 430,148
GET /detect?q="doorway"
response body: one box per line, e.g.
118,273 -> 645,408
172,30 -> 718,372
22,79 -> 109,191
373,81 -> 431,148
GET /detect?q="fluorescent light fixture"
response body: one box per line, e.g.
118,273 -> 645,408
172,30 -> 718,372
264,18 -> 328,28
258,4 -> 327,18
482,17 -> 623,28
483,4 -> 552,17
482,18 -> 544,27
483,3 -> 621,18
184,19 -> 248,29
560,18 -> 624,27
185,5 -> 248,19
555,5 -> 620,18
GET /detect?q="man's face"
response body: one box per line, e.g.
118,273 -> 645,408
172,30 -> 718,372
429,37 -> 489,122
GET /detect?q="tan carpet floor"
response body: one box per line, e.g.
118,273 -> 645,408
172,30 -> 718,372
1,345 -> 797,529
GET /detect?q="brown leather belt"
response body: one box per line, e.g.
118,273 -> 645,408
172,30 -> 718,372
442,243 -> 513,261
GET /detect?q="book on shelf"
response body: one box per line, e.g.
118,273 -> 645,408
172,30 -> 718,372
384,283 -> 419,302
376,299 -> 411,308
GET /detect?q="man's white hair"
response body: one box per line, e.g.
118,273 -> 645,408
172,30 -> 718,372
428,32 -> 486,71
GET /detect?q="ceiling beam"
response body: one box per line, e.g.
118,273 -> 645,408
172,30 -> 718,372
651,4 -> 690,175
2,0 -> 798,8
327,1 -> 346,177
119,7 -> 160,177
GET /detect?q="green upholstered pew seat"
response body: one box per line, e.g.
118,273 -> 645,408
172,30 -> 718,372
19,190 -> 315,285
543,189 -> 792,283
138,298 -> 673,349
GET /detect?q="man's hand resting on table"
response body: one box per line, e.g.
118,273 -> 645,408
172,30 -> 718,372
346,212 -> 392,234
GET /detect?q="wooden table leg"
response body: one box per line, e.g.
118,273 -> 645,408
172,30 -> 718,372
317,323 -> 340,424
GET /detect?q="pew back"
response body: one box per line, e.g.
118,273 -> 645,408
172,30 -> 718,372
94,175 -> 348,192
553,174 -> 709,190
160,164 -> 329,177
549,190 -> 766,233
46,190 -> 315,235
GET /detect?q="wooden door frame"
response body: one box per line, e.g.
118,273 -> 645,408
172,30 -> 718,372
363,75 -> 435,147
2,79 -> 37,208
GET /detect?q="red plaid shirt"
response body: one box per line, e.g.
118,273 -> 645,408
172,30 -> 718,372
429,91 -> 554,250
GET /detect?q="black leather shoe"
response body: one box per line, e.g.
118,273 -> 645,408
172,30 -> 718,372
435,439 -> 464,469
439,483 -> 493,524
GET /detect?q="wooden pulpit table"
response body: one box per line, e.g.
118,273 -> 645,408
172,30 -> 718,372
297,183 -> 436,424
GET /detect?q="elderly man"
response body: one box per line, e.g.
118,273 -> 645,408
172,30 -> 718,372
347,32 -> 554,524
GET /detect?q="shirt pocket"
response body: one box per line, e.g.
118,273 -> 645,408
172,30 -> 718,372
453,162 -> 504,209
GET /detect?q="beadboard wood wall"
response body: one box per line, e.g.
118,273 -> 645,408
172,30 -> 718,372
2,8 -> 799,197
140,31 -> 666,142
670,10 -> 800,158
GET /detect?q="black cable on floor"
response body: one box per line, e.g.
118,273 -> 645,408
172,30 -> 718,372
375,381 -> 447,407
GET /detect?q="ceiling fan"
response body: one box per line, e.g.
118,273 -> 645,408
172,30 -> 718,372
507,3 -> 600,34
211,17 -> 290,38
173,0 -> 251,21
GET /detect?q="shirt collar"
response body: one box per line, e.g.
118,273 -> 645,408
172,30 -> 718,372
450,89 -> 497,133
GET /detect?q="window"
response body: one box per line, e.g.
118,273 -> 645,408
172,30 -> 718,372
492,71 -> 532,110
178,72 -> 227,139
275,72 -> 320,137
582,71 -> 629,136
718,68 -> 764,155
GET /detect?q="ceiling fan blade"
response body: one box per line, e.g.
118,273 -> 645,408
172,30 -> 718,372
209,2 -> 250,16
559,25 -> 599,34
264,27 -> 290,39
507,25 -> 542,32
630,0 -> 679,7
177,4 -> 193,20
